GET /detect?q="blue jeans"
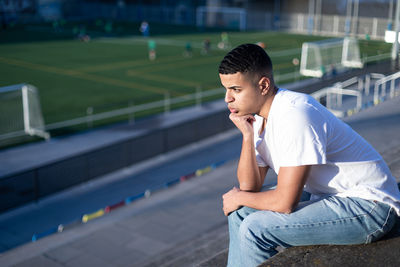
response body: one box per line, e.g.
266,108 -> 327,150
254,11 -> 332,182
227,195 -> 397,267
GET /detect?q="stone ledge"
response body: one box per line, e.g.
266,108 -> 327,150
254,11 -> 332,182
196,221 -> 400,267
260,222 -> 400,267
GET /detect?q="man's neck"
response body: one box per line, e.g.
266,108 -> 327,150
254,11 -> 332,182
258,86 -> 278,120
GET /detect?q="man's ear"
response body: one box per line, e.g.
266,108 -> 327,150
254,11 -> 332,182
258,77 -> 270,96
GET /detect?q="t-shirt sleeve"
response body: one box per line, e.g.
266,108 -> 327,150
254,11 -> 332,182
277,108 -> 327,167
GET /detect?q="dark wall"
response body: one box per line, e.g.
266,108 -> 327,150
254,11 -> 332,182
0,108 -> 233,212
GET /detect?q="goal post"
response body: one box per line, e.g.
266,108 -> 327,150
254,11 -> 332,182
300,37 -> 364,78
196,6 -> 247,31
342,37 -> 364,68
0,83 -> 50,143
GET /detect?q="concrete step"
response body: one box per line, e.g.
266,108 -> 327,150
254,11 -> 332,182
197,248 -> 228,267
139,223 -> 228,267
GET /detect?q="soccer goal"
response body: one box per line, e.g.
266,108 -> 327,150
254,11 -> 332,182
300,37 -> 364,78
0,84 -> 50,143
196,6 -> 247,31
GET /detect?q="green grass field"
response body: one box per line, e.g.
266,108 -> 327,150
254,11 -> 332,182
0,21 -> 392,134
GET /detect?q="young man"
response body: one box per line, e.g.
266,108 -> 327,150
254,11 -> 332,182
219,43 -> 400,266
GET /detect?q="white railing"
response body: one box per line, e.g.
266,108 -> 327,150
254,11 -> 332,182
278,13 -> 389,41
312,86 -> 362,117
373,71 -> 400,103
364,73 -> 386,96
312,71 -> 400,118
44,87 -> 225,131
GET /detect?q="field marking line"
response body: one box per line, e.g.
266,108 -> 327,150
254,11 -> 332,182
0,56 -> 77,76
0,56 -> 183,96
75,55 -> 187,72
76,60 -> 148,72
72,72 -> 183,96
126,70 -> 199,88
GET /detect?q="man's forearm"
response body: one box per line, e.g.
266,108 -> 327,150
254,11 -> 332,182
237,135 -> 262,192
228,165 -> 311,215
236,190 -> 294,214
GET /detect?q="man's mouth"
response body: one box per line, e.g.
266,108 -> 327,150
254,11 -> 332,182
228,107 -> 238,113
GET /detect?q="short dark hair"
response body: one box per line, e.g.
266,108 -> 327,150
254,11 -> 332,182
218,43 -> 273,79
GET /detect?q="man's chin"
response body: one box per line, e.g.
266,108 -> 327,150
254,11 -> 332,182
229,108 -> 253,116
236,111 -> 252,116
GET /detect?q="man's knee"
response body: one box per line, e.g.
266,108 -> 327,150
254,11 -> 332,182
228,206 -> 258,226
239,211 -> 267,243
238,210 -> 285,244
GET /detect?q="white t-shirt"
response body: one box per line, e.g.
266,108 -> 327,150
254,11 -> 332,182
254,88 -> 400,214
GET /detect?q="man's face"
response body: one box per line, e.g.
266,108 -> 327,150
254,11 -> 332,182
220,72 -> 262,116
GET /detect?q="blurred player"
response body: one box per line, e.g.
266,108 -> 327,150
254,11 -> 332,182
202,39 -> 211,55
218,32 -> 230,50
183,42 -> 193,57
140,21 -> 150,37
148,39 -> 156,60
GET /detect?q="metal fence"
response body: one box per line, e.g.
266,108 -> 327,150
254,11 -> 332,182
44,87 -> 225,132
276,13 -> 389,40
373,71 -> 400,102
311,71 -> 400,118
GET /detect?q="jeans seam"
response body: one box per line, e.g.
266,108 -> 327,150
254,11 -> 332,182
365,206 -> 394,243
367,200 -> 378,213
269,214 -> 368,230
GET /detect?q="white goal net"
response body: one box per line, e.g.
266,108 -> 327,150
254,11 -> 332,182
0,84 -> 50,143
300,37 -> 363,78
196,6 -> 247,31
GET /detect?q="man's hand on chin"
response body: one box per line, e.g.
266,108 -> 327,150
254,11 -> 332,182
229,113 -> 255,137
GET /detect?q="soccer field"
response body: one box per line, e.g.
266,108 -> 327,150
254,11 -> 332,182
0,23 -> 392,131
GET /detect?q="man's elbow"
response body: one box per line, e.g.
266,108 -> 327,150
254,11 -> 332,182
275,203 -> 297,214
239,182 -> 261,192
277,207 -> 294,214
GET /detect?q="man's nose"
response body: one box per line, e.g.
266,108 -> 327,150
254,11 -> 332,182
225,91 -> 233,103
